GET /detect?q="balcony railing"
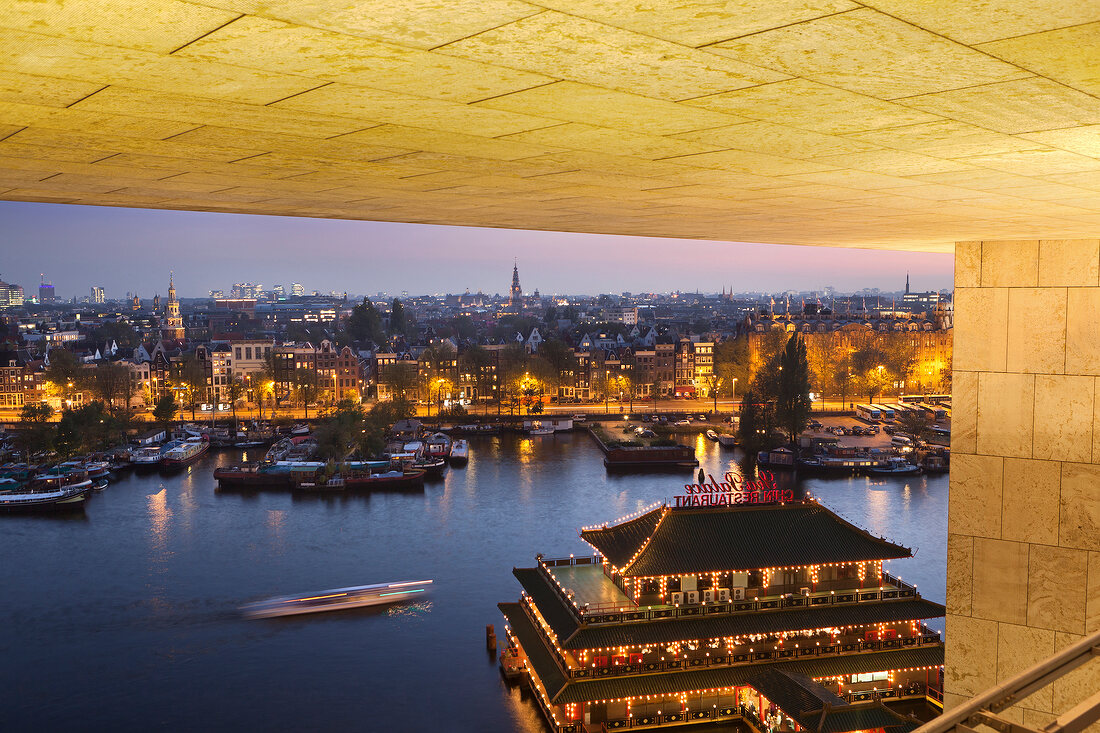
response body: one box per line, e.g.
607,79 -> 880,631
536,556 -> 921,628
519,592 -> 940,683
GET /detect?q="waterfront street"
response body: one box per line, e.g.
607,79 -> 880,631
0,431 -> 947,733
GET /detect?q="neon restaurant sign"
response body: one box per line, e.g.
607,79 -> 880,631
674,471 -> 794,508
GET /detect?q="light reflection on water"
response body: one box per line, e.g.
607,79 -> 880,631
0,431 -> 947,732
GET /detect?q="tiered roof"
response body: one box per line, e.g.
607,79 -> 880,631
580,502 -> 912,577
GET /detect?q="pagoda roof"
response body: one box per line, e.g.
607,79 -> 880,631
500,602 -> 944,706
748,669 -> 844,718
802,704 -> 921,733
514,566 -> 944,651
580,502 -> 911,577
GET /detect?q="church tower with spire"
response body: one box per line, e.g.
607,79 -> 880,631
509,261 -> 522,308
163,272 -> 185,340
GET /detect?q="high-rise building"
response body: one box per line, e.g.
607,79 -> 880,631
290,282 -> 304,297
0,278 -> 24,309
38,275 -> 55,303
91,286 -> 105,303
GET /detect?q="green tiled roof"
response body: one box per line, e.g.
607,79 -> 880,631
581,502 -> 912,577
513,568 -> 581,642
552,645 -> 945,704
567,599 -> 945,650
802,704 -> 922,733
749,669 -> 845,717
578,506 -> 664,569
512,564 -> 945,651
499,602 -> 568,700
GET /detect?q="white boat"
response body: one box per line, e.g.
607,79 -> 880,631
425,433 -> 451,458
289,424 -> 310,436
161,436 -> 209,467
241,579 -> 434,619
449,439 -> 469,465
717,433 -> 737,447
0,475 -> 92,513
528,427 -> 555,436
705,429 -> 718,441
130,446 -> 163,464
868,456 -> 921,475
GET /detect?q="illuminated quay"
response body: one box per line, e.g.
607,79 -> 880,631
498,497 -> 945,732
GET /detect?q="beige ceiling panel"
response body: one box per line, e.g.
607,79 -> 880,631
0,71 -> 103,108
71,87 -> 364,139
163,126 -> 415,163
908,169 -> 1037,190
977,23 -> 1100,97
786,170 -> 922,190
532,0 -> 857,48
659,149 -> 838,176
845,120 -> 1048,159
811,149 -> 974,177
685,79 -> 944,134
0,141 -> 122,164
1018,126 -> 1100,158
661,169 -> 807,190
515,150 -> 698,179
997,182 -> 1100,202
898,78 -> 1100,135
0,30 -> 320,105
528,170 -> 672,191
0,0 -> 239,54
188,0 -> 542,51
479,82 -> 746,136
0,102 -> 199,140
709,8 -> 1028,99
862,1 -> 1100,46
962,148 -> 1100,176
502,123 -> 721,160
5,127 -> 269,164
438,11 -> 786,101
273,84 -> 556,138
177,16 -> 553,104
894,184 -> 996,201
674,121 -> 876,158
1043,171 -> 1100,192
333,125 -> 555,161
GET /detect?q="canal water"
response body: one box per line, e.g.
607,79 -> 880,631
0,431 -> 947,733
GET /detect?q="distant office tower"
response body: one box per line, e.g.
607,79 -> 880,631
209,289 -> 225,299
91,286 -> 105,303
291,282 -> 304,297
0,278 -> 24,309
38,275 -> 55,303
272,284 -> 285,298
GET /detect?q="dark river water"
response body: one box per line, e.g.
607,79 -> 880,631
1,430 -> 947,733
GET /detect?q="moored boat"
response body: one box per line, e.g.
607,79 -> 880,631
425,433 -> 452,459
705,429 -> 718,441
242,579 -> 433,619
449,439 -> 469,466
0,473 -> 92,513
716,433 -> 737,447
130,446 -> 163,467
868,456 -> 921,475
161,436 -> 209,467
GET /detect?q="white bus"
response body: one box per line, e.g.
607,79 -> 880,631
855,404 -> 881,421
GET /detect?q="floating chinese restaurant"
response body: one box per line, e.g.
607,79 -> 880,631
497,497 -> 945,732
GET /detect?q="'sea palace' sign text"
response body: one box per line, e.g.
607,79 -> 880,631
675,471 -> 794,508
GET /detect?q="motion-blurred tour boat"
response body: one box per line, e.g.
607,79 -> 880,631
242,579 -> 433,618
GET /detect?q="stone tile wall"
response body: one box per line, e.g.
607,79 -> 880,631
948,240 -> 1100,725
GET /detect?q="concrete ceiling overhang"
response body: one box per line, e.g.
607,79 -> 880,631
2,1 -> 1100,252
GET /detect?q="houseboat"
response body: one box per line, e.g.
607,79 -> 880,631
497,498 -> 944,733
425,432 -> 452,458
161,436 -> 209,467
242,579 -> 433,619
130,446 -> 163,466
0,472 -> 92,513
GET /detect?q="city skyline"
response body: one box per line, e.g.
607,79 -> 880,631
2,202 -> 953,300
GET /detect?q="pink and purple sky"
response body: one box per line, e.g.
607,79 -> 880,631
2,201 -> 953,299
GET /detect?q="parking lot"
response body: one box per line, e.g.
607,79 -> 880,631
805,415 -> 950,449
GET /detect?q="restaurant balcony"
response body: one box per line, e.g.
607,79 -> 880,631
519,592 -> 943,682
